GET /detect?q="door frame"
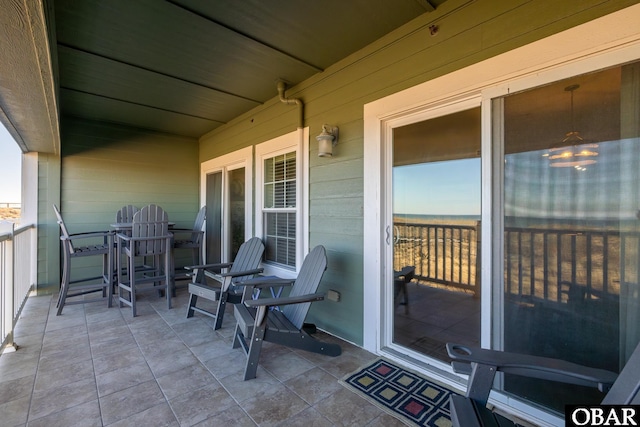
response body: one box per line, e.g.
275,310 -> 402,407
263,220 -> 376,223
200,146 -> 253,263
380,95 -> 482,369
363,5 -> 640,426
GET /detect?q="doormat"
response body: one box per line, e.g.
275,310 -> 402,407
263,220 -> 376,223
340,359 -> 456,427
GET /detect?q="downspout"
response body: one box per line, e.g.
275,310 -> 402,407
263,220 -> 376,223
277,81 -> 304,129
276,81 -> 307,263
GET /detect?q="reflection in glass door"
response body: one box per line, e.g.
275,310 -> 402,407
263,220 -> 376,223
228,168 -> 245,260
497,62 -> 640,413
391,108 -> 481,362
205,166 -> 247,265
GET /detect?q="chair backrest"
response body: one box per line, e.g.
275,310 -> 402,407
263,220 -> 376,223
189,206 -> 206,244
283,245 -> 328,329
115,205 -> 139,223
603,340 -> 640,404
229,237 -> 264,281
131,204 -> 169,256
53,204 -> 75,254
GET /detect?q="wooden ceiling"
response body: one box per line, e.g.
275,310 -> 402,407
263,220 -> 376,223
54,0 -> 444,138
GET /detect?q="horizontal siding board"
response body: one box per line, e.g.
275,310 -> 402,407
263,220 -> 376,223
310,217 -> 363,238
310,178 -> 363,200
311,159 -> 363,183
310,198 -> 363,218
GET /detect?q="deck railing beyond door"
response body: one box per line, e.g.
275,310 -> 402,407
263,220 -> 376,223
393,220 -> 637,303
393,221 -> 480,294
1,221 -> 36,353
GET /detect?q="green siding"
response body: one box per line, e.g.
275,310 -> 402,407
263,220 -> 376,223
37,152 -> 61,293
197,0 -> 638,345
58,118 -> 199,281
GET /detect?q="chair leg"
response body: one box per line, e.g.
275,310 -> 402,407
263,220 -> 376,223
104,251 -> 113,308
165,248 -> 172,310
243,321 -> 266,380
56,252 -> 71,315
213,292 -> 229,330
186,293 -> 197,318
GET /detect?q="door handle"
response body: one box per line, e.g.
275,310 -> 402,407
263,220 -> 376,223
386,226 -> 391,245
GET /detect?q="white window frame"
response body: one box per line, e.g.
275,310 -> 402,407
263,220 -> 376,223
364,5 -> 640,426
255,128 -> 309,278
200,146 -> 253,263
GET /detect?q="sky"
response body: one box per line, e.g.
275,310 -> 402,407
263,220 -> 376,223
0,123 -> 21,203
393,158 -> 481,216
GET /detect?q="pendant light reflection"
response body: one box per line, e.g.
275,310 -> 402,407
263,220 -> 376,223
542,84 -> 598,171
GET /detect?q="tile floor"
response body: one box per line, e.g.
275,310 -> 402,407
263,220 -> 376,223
0,286 -> 415,427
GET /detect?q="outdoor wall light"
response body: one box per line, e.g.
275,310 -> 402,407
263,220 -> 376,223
316,125 -> 339,157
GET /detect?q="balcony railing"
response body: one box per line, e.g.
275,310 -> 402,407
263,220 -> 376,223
1,221 -> 36,353
394,220 -> 480,293
393,220 -> 638,302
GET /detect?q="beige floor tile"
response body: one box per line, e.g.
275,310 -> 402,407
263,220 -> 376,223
241,383 -> 310,427
2,290 -> 390,427
156,362 -> 217,400
34,358 -> 94,392
314,387 -> 383,426
194,404 -> 257,427
107,401 -> 179,427
0,374 -> 34,403
92,345 -> 146,376
29,377 -> 97,421
98,380 -> 165,425
219,367 -> 279,402
0,394 -> 30,426
26,399 -> 102,427
142,341 -> 200,378
261,350 -> 315,382
168,382 -> 237,426
171,317 -> 217,347
274,406 -> 334,427
285,367 -> 344,405
95,361 -> 154,397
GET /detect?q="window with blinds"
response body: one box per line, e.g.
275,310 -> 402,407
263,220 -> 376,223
263,152 -> 296,267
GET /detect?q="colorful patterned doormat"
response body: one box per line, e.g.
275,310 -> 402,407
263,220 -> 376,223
340,359 -> 456,427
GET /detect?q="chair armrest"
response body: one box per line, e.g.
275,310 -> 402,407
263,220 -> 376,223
62,230 -> 113,240
244,292 -> 325,308
222,268 -> 265,279
171,228 -> 204,236
116,233 -> 132,241
184,262 -> 233,271
447,343 -> 618,392
231,276 -> 295,288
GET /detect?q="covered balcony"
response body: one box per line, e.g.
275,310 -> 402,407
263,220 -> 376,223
2,1 -> 640,426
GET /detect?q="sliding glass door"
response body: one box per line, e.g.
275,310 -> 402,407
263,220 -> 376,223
390,108 -> 481,362
202,147 -> 252,265
496,61 -> 640,412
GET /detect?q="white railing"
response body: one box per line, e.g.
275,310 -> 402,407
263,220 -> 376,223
1,221 -> 36,353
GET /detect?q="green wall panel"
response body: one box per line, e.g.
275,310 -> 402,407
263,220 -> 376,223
58,117 -> 200,281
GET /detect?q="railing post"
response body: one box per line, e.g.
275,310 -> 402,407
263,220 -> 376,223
474,220 -> 481,298
0,221 -> 16,353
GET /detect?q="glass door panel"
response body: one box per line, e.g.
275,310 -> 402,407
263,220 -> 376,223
498,62 -> 640,413
392,108 -> 481,362
206,171 -> 222,265
205,167 -> 247,264
228,167 -> 245,260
